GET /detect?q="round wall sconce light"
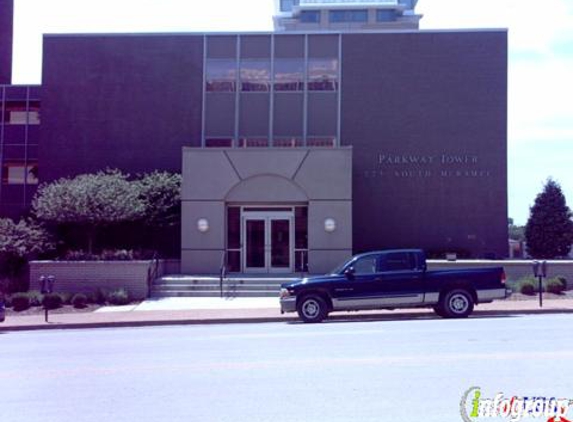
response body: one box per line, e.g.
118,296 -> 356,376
197,218 -> 209,233
324,218 -> 336,233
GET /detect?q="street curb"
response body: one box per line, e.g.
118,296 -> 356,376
2,307 -> 572,332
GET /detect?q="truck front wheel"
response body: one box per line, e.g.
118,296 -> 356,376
440,289 -> 474,318
297,295 -> 328,323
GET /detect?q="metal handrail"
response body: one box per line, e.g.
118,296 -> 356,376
147,252 -> 160,298
219,251 -> 227,298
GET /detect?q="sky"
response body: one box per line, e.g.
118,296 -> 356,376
10,0 -> 573,225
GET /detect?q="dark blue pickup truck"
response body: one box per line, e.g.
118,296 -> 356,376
280,249 -> 510,323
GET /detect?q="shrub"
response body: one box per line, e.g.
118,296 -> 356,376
42,293 -> 63,310
545,278 -> 566,294
92,288 -> 108,305
100,249 -> 134,261
26,290 -> 44,307
107,288 -> 130,306
11,293 -> 31,311
58,292 -> 72,305
519,279 -> 537,295
71,293 -> 88,309
556,276 -> 568,291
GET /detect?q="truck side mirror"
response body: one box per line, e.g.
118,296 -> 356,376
344,266 -> 355,279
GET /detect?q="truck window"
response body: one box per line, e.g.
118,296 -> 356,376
353,256 -> 378,274
384,252 -> 416,271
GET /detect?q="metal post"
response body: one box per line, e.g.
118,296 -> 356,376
538,275 -> 543,308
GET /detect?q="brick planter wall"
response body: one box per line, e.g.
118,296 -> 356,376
29,261 -> 155,300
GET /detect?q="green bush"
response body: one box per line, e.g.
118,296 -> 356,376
71,293 -> 88,309
11,293 -> 31,311
58,292 -> 72,305
26,290 -> 44,307
556,276 -> 568,291
42,293 -> 63,310
107,288 -> 130,306
545,278 -> 566,294
519,279 -> 537,295
93,288 -> 108,305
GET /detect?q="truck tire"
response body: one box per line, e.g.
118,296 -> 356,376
439,289 -> 474,318
297,294 -> 328,323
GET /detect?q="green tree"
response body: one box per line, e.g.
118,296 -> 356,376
32,169 -> 146,253
0,218 -> 54,291
136,171 -> 181,228
525,179 -> 573,258
508,218 -> 525,242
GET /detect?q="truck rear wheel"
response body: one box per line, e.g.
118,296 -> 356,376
440,289 -> 474,318
297,295 -> 328,323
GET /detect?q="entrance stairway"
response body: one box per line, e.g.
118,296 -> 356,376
150,274 -> 303,298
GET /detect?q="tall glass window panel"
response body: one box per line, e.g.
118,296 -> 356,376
5,100 -> 27,124
307,137 -> 336,147
308,58 -> 338,91
238,138 -> 269,148
329,10 -> 368,23
274,59 -> 304,91
280,0 -> 299,12
273,137 -> 304,148
205,138 -> 233,148
376,9 -> 397,22
206,59 -> 237,92
28,100 -> 40,124
300,11 -> 320,23
2,162 -> 38,185
240,60 -> 271,92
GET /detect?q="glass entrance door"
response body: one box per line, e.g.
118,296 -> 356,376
243,212 -> 293,273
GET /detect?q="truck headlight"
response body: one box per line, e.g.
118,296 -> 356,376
279,288 -> 291,299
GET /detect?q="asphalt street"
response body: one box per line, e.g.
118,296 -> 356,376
1,314 -> 572,422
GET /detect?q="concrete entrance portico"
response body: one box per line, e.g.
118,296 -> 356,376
181,147 -> 352,274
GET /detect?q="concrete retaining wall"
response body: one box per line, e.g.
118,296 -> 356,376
29,261 -> 154,300
428,260 -> 573,284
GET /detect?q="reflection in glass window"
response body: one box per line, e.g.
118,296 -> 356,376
5,101 -> 27,124
385,253 -> 416,271
376,9 -> 397,22
205,138 -> 233,148
273,137 -> 304,148
300,11 -> 320,23
238,138 -> 269,147
274,59 -> 304,91
240,60 -> 271,92
353,256 -> 378,274
2,162 -> 38,185
206,59 -> 237,92
308,58 -> 338,91
280,0 -> 299,12
329,10 -> 368,23
307,137 -> 336,147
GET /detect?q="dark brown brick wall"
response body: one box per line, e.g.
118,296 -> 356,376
342,31 -> 508,258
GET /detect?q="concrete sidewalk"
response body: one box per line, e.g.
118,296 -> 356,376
2,296 -> 573,331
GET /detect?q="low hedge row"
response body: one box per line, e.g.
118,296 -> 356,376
5,288 -> 133,312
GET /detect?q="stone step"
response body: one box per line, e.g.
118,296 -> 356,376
152,283 -> 282,292
154,276 -> 300,286
150,290 -> 279,298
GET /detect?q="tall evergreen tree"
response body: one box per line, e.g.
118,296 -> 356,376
525,179 -> 573,258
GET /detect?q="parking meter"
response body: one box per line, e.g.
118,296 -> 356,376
541,261 -> 548,278
532,261 -> 540,277
532,261 -> 547,308
40,275 -> 56,322
41,275 -> 55,294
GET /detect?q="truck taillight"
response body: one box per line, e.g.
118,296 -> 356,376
501,270 -> 506,284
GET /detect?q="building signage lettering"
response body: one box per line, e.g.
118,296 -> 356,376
364,153 -> 491,179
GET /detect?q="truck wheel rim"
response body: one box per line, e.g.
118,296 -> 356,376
450,294 -> 469,313
302,299 -> 320,318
